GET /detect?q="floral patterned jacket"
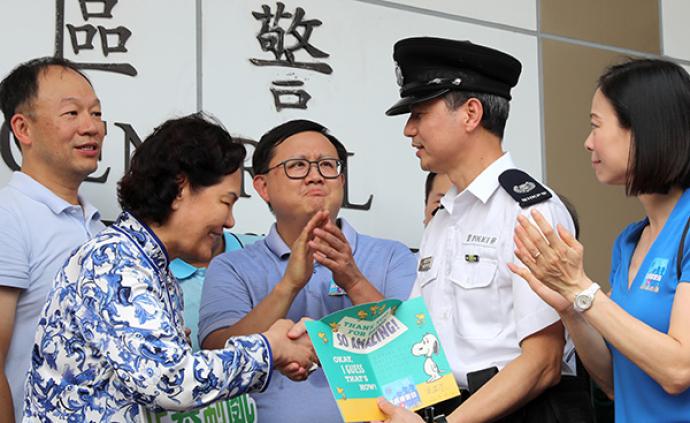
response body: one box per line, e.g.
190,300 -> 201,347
23,212 -> 272,422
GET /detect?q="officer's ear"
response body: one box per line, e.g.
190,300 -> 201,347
463,97 -> 484,132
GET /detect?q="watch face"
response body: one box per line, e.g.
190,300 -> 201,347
575,294 -> 592,311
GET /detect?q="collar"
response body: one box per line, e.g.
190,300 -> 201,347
170,231 -> 241,280
169,258 -> 197,280
112,211 -> 169,274
440,152 -> 515,214
624,188 -> 690,245
265,217 -> 359,260
8,171 -> 101,221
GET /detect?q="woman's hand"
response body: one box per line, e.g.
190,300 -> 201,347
263,319 -> 317,381
508,209 -> 593,307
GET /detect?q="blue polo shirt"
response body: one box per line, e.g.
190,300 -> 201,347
609,188 -> 690,422
170,231 -> 262,351
0,171 -> 103,420
199,219 -> 417,422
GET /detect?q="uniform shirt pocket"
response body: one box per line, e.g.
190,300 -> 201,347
448,254 -> 502,339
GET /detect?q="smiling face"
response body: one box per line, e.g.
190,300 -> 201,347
253,130 -> 344,223
403,97 -> 465,174
584,88 -> 632,186
16,65 -> 105,184
166,170 -> 242,264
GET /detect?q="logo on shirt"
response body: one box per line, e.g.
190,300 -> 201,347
640,257 -> 669,293
513,181 -> 536,194
328,279 -> 347,296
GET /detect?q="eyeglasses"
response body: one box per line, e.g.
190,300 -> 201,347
265,158 -> 344,179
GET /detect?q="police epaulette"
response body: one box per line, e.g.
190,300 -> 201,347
498,169 -> 552,208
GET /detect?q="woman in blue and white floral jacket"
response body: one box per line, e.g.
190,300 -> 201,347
23,113 -> 315,422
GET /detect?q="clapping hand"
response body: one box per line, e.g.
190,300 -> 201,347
508,209 -> 593,312
309,217 -> 366,293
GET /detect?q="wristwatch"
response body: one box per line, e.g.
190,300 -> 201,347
433,415 -> 448,423
573,282 -> 601,312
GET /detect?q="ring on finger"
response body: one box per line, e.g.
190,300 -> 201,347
532,251 -> 541,259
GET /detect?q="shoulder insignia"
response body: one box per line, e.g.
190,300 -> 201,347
498,169 -> 552,208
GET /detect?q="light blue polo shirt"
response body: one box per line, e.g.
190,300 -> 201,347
0,171 -> 103,420
169,231 -> 262,351
199,219 -> 417,422
609,188 -> 690,422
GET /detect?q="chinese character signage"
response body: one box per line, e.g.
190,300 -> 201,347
250,2 -> 333,111
55,0 -> 137,76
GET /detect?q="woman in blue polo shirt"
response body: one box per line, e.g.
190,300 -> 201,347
510,59 -> 690,422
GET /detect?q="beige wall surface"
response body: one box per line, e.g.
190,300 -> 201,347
541,40 -> 644,289
541,0 -> 660,53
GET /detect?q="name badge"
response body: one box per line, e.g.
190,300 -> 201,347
328,279 -> 346,296
418,256 -> 433,272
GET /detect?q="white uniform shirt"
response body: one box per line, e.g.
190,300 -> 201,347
411,153 -> 576,389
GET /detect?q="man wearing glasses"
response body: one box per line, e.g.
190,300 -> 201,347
199,119 -> 417,422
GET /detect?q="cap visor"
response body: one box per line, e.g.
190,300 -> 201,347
385,89 -> 450,116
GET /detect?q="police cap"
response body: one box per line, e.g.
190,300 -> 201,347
386,37 -> 522,116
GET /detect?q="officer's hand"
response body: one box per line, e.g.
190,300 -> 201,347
262,319 -> 317,382
288,317 -> 320,366
511,209 -> 592,304
374,398 -> 425,423
309,218 -> 366,292
282,210 -> 329,292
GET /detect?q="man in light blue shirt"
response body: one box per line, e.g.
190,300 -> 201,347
0,57 -> 105,421
200,119 -> 417,422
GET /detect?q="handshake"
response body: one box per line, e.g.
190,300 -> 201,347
261,318 -> 318,381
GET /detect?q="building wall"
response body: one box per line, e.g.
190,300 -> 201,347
1,0 -> 688,287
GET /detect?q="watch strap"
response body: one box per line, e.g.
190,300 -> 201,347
574,282 -> 601,312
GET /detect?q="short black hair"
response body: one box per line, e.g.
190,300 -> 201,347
118,113 -> 246,225
252,119 -> 348,176
425,172 -> 438,205
598,59 -> 690,195
0,57 -> 90,137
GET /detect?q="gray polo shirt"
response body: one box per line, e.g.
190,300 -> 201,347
200,218 -> 417,422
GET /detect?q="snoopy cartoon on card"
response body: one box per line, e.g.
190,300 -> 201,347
412,333 -> 443,382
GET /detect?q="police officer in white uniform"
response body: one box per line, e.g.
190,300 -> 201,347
382,38 -> 592,423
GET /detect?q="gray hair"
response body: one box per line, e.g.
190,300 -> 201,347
443,91 -> 510,139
